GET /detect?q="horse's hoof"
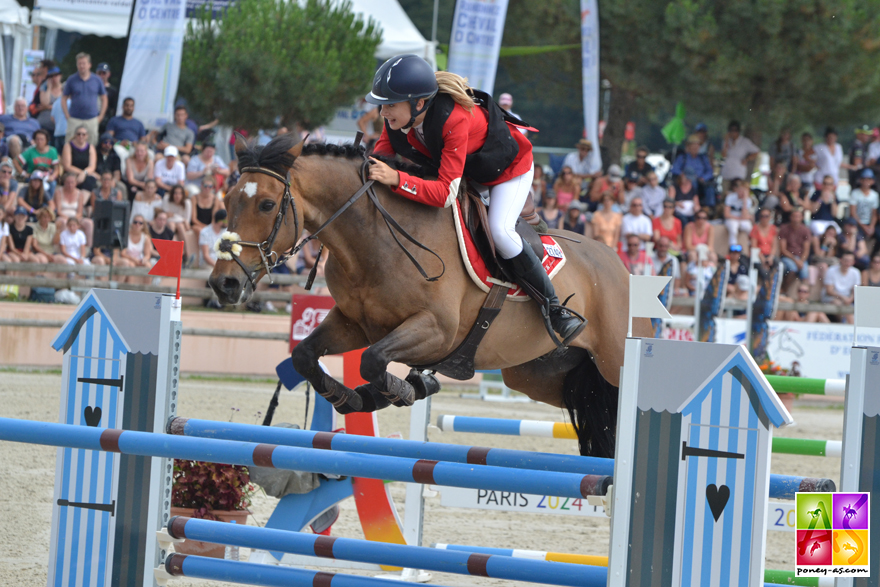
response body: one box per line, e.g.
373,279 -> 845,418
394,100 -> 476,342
406,369 -> 440,400
321,375 -> 363,411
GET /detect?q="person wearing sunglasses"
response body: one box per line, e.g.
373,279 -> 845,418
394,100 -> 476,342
61,124 -> 99,191
95,132 -> 122,187
114,214 -> 154,283
624,146 -> 654,187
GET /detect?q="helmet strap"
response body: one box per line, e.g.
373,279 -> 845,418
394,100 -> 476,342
402,95 -> 436,130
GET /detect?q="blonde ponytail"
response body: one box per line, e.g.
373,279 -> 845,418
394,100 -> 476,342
435,71 -> 476,112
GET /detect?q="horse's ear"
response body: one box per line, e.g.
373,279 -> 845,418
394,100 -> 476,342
233,132 -> 249,156
289,136 -> 307,160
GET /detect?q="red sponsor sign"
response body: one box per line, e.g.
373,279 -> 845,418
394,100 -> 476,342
289,294 -> 336,352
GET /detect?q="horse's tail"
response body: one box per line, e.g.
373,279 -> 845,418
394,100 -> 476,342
562,354 -> 618,459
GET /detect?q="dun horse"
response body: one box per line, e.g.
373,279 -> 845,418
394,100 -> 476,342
209,135 -> 650,457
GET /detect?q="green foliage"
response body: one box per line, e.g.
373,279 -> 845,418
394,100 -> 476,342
180,0 -> 381,132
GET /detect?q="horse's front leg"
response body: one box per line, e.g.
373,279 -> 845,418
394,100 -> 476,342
358,312 -> 446,407
290,307 -> 375,413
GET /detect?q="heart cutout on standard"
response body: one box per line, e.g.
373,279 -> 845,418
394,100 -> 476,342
84,406 -> 102,427
706,484 -> 730,522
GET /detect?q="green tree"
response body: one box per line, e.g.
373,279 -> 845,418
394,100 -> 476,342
180,0 -> 381,132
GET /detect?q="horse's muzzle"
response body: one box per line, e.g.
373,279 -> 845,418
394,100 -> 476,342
209,265 -> 252,305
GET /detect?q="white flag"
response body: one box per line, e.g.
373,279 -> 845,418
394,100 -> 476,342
629,275 -> 672,336
580,0 -> 602,172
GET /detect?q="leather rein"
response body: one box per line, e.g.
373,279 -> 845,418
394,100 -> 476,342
218,156 -> 445,292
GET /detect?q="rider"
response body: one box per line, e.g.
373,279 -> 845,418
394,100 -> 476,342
365,54 -> 584,343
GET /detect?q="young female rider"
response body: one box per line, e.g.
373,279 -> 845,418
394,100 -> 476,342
365,54 -> 584,342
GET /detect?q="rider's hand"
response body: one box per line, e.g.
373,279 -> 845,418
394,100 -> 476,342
368,157 -> 400,188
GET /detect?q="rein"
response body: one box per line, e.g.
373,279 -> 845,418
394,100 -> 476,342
218,154 -> 445,292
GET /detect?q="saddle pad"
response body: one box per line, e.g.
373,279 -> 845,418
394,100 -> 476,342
452,200 -> 566,300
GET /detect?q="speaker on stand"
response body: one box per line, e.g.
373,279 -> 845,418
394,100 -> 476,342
92,200 -> 130,282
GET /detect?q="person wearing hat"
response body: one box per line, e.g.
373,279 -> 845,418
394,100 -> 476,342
562,138 -> 601,182
61,52 -> 106,146
624,145 -> 653,187
37,65 -> 63,134
497,93 -> 527,136
96,131 -> 122,188
365,54 -> 583,342
849,167 -> 879,245
17,170 -> 50,222
848,125 -> 873,185
95,62 -> 118,131
672,134 -> 716,208
154,145 -> 186,196
6,205 -> 37,263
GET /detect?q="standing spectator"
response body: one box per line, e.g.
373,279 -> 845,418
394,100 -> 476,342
124,142 -> 154,201
26,60 -> 51,119
154,106 -> 195,161
95,133 -> 122,183
6,206 -> 36,262
618,233 -> 655,275
0,98 -> 42,163
749,208 -> 778,268
809,175 -> 840,236
693,123 -> 715,160
497,93 -> 527,135
778,207 -> 812,286
795,132 -> 818,188
822,252 -> 860,322
51,96 -> 69,153
669,173 -> 701,225
848,125 -> 872,186
720,121 -> 760,192
537,194 -> 563,230
62,125 -> 99,191
38,66 -> 63,134
106,98 -> 147,147
61,53 -> 107,145
552,166 -> 579,212
813,127 -> 845,187
639,170 -> 666,218
723,178 -> 755,247
186,142 -> 229,192
849,168 -> 879,249
191,176 -> 224,242
624,146 -> 654,186
768,129 -> 795,177
130,178 -> 163,222
652,236 -> 682,291
0,161 -> 18,215
562,139 -> 601,182
199,209 -> 227,267
95,63 -> 118,131
154,146 -> 185,196
652,199 -> 683,253
672,135 -> 716,208
591,192 -> 622,248
54,216 -> 90,265
561,201 -> 588,236
683,210 -> 714,263
620,197 -> 652,248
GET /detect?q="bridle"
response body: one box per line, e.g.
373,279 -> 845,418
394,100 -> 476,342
217,149 -> 445,293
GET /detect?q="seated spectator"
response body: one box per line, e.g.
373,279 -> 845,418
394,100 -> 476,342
769,129 -> 795,179
686,249 -> 718,297
154,106 -> 195,161
749,208 -> 778,269
163,184 -> 191,238
95,132 -> 122,184
125,142 -> 154,201
796,132 -> 818,188
53,172 -> 93,247
849,168 -> 879,251
693,122 -> 715,160
726,245 -> 748,296
131,179 -> 163,222
639,171 -> 666,218
30,207 -> 57,263
88,171 -> 124,218
652,199 -> 683,254
652,236 -> 682,293
53,216 -> 90,265
778,207 -> 811,287
0,207 -> 9,262
16,129 -> 60,186
552,166 -> 579,212
562,139 -> 601,183
779,284 -> 829,323
106,97 -> 147,147
624,146 -> 654,186
724,178 -> 755,247
191,176 -> 224,242
621,197 -> 652,249
62,124 -> 99,191
838,218 -> 870,270
809,175 -> 840,236
619,233 -> 655,275
17,171 -> 50,221
186,142 -> 229,193
538,193 -> 563,229
154,146 -> 185,196
562,201 -> 588,236
588,165 -> 625,211
530,165 -> 548,207
623,171 -> 642,208
669,173 -> 701,225
683,210 -> 714,264
863,254 -> 880,287
0,161 -> 18,215
729,274 -> 751,316
774,174 -> 809,226
672,135 -> 716,208
295,236 -> 321,274
0,98 -> 42,163
149,209 -> 175,244
822,252 -> 860,323
199,209 -> 227,268
6,206 -> 37,262
812,224 -> 840,281
115,214 -> 154,277
591,191 -> 622,248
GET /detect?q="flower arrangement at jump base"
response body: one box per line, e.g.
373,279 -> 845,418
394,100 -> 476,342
170,458 -> 255,557
758,359 -> 790,377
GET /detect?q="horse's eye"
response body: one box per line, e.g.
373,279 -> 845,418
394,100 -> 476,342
258,199 -> 276,213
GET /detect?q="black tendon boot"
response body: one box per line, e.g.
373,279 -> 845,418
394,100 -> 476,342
506,245 -> 586,345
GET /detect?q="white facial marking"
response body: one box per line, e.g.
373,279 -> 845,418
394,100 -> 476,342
242,182 -> 258,198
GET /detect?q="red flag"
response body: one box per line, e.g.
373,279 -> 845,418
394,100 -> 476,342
149,239 -> 184,278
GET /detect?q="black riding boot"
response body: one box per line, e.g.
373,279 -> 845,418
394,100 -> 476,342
506,245 -> 586,344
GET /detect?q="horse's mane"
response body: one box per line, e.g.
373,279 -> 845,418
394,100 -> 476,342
237,132 -> 432,179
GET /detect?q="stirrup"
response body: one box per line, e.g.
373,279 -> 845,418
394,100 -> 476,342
538,295 -> 588,349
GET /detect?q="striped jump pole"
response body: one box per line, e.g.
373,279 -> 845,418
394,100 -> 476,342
764,375 -> 846,396
437,414 -> 578,440
166,516 -> 602,587
772,437 -> 842,458
0,417 -> 609,499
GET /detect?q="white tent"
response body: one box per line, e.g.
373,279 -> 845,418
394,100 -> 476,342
350,0 -> 435,66
31,0 -> 131,38
0,0 -> 31,112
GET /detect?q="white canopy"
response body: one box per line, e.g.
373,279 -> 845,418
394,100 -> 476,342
350,0 -> 434,65
31,8 -> 129,38
0,0 -> 31,112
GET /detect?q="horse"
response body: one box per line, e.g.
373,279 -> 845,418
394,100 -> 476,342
209,134 -> 651,457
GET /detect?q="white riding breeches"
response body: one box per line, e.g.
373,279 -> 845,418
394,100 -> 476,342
487,164 -> 535,259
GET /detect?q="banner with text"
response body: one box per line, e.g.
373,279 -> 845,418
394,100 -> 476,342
579,0 -> 602,171
117,0 -> 187,129
35,0 -> 133,15
446,0 -> 509,95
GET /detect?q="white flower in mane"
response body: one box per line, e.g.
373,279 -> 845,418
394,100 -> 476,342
214,231 -> 243,260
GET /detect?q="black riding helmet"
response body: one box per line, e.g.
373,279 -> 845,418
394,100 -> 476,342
365,54 -> 438,130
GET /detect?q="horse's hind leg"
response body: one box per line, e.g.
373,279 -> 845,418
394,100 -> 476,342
358,312 -> 446,407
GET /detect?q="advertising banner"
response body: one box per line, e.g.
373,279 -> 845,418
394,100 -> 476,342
579,0 -> 602,171
35,0 -> 132,15
446,0 -> 509,95
289,294 -> 335,352
116,0 -> 186,128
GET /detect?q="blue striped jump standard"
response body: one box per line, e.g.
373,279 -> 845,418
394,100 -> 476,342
0,417 -> 609,499
166,516 -> 600,586
167,417 -> 833,499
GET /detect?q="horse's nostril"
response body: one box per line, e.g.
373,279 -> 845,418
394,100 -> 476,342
222,276 -> 241,293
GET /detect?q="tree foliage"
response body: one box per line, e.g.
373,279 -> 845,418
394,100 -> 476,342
179,0 -> 382,132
